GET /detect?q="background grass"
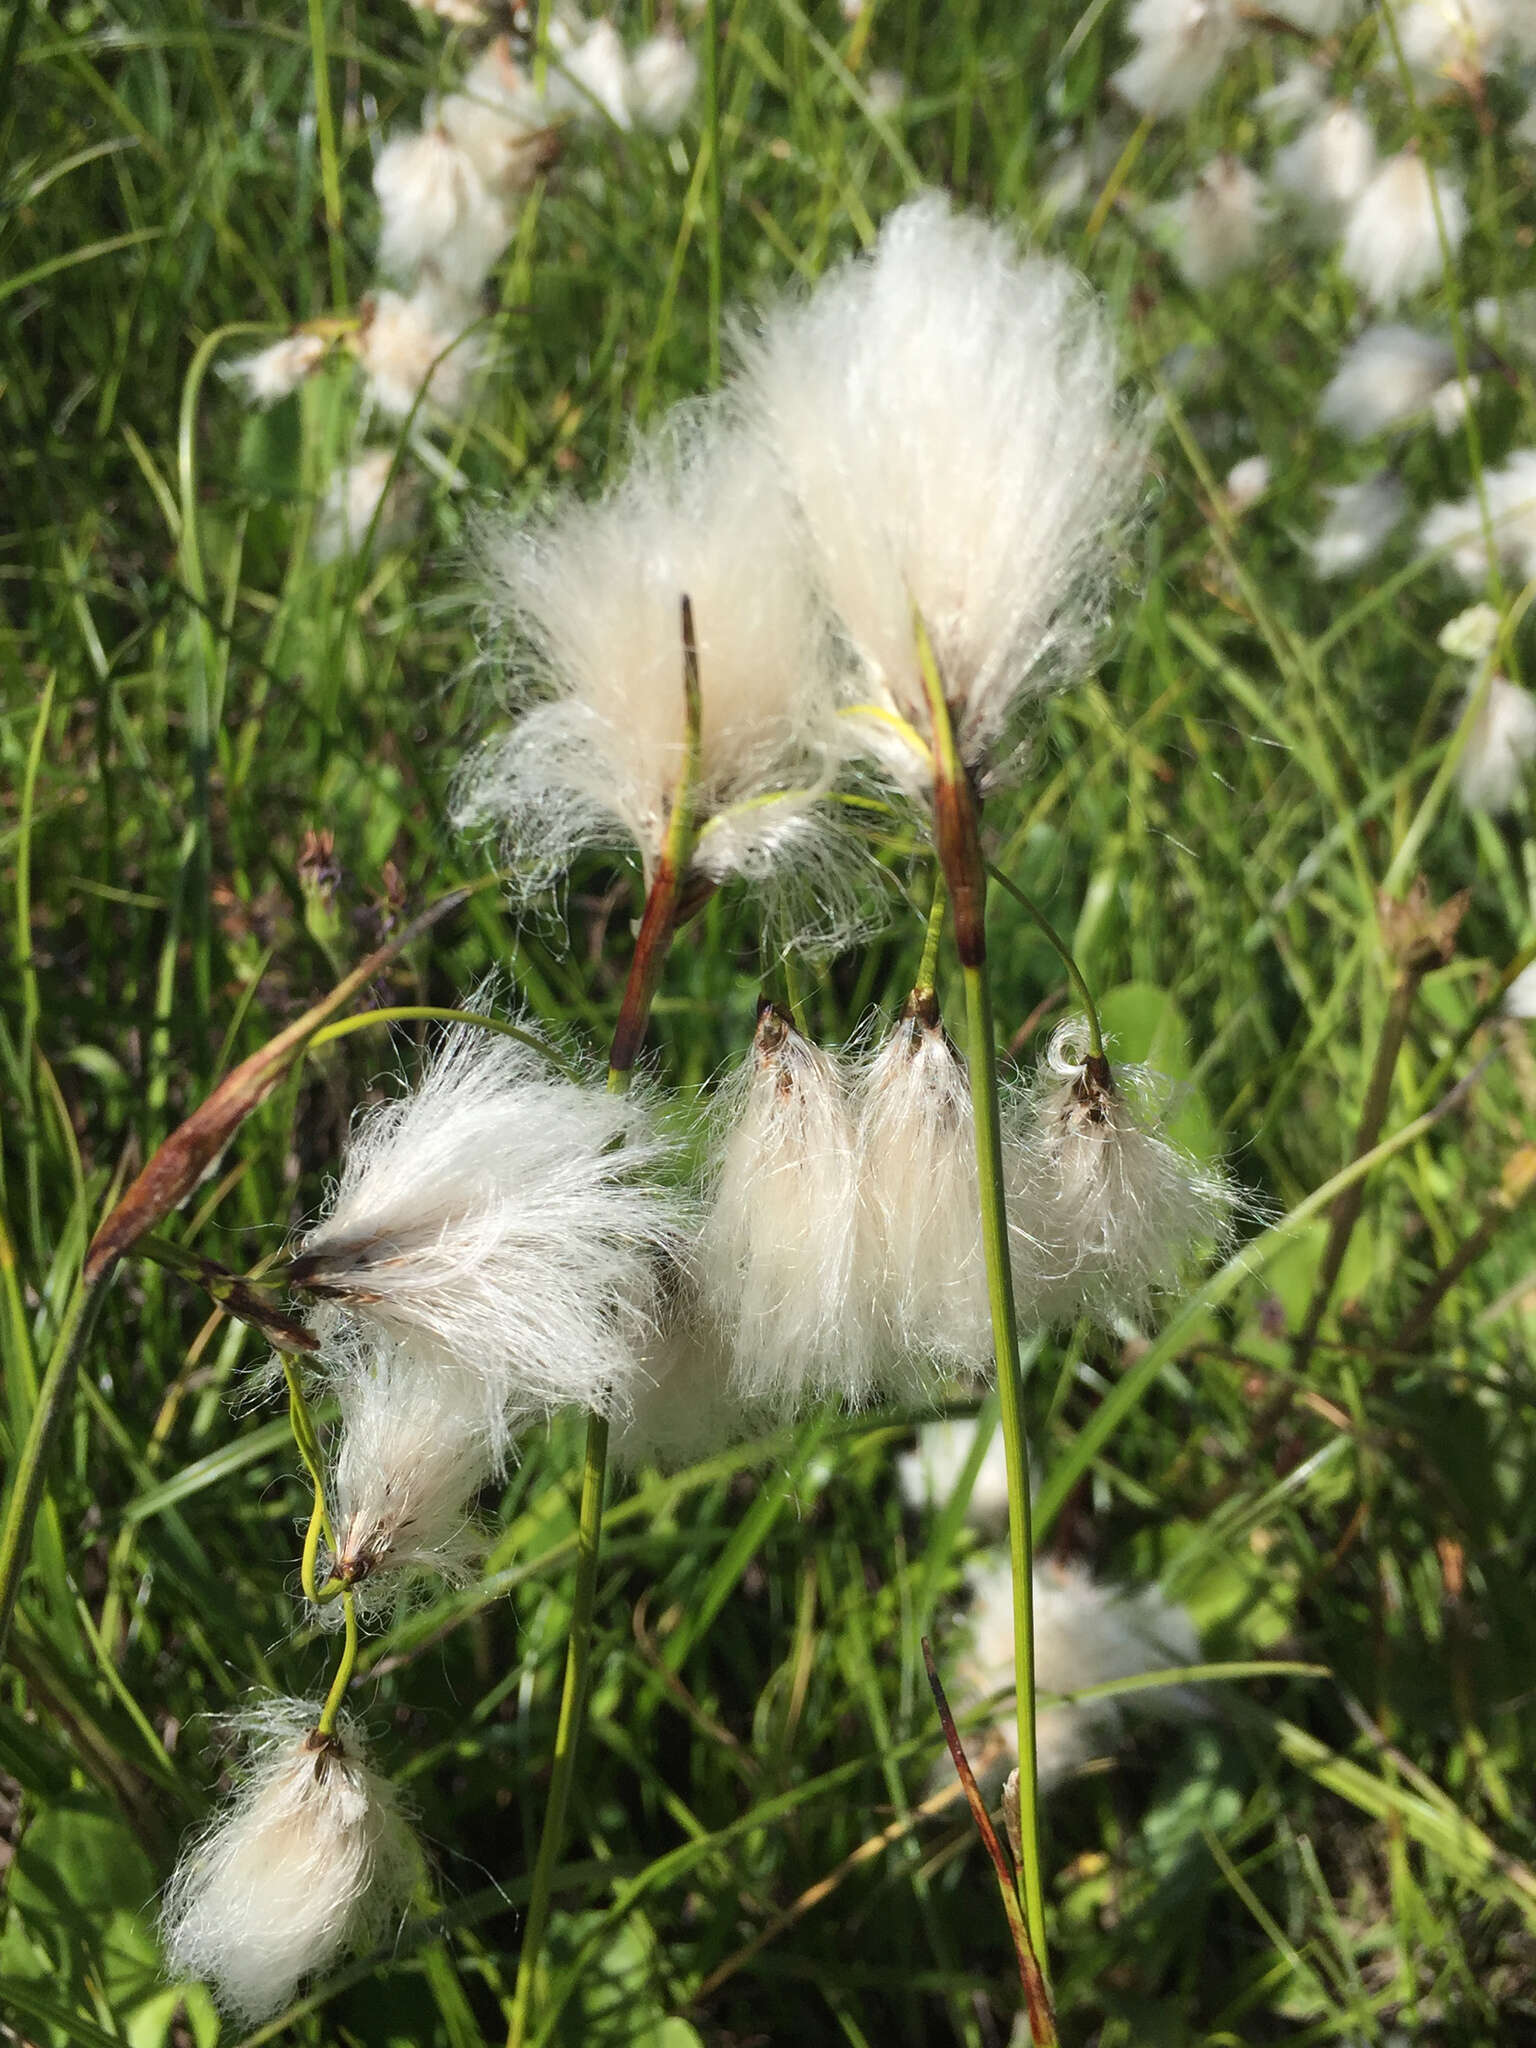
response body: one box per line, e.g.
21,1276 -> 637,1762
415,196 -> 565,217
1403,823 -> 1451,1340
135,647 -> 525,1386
3,0 -> 1536,2042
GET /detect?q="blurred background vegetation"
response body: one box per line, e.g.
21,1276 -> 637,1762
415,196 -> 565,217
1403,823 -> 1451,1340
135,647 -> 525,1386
2,0 -> 1535,2041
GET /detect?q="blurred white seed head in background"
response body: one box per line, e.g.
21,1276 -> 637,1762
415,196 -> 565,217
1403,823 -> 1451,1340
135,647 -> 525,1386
227,333 -> 327,408
373,128 -> 513,295
1340,154 -> 1466,309
1163,154 -> 1270,290
161,1701 -> 420,2025
1111,0 -> 1247,118
312,450 -> 420,564
1318,324 -> 1457,441
1272,103 -> 1377,241
896,1413 -> 1012,1538
1306,471 -> 1409,579
628,29 -> 700,133
358,285 -> 486,420
1453,676 -> 1536,815
1419,449 -> 1536,587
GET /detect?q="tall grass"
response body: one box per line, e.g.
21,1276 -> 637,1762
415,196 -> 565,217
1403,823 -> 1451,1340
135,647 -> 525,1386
3,0 -> 1535,2043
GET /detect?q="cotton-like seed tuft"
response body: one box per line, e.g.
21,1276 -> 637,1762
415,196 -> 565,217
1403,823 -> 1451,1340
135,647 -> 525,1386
1224,454 -> 1271,514
312,451 -> 420,564
736,193 -> 1145,794
1395,0 -> 1516,88
611,1306 -> 764,1473
896,1414 -> 1011,1538
956,1555 -> 1204,1789
1306,472 -> 1408,580
1453,676 -> 1536,815
1318,324 -> 1457,441
358,286 -> 485,421
1340,155 -> 1466,309
628,30 -> 700,133
161,1701 -> 420,2024
1010,1020 -> 1236,1328
1111,0 -> 1247,117
227,334 -> 327,407
856,997 -> 990,1382
1505,962 -> 1536,1020
698,1004 -> 878,1415
1163,155 -> 1269,290
293,1019 -> 687,1456
456,413 -> 849,923
325,1346 -> 495,1615
435,43 -> 561,194
373,128 -> 512,294
1418,449 -> 1536,587
546,16 -> 633,128
1272,104 -> 1376,242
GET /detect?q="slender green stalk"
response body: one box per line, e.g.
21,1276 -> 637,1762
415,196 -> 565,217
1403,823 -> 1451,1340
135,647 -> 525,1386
507,599 -> 703,2048
915,869 -> 946,997
305,0 -> 348,311
0,1270 -> 111,1669
987,863 -> 1104,1059
909,609 -> 1050,1984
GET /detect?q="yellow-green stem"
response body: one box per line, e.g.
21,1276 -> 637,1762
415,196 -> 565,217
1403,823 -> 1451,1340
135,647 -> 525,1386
987,864 -> 1104,1059
961,952 -> 1049,1976
915,869 -> 947,998
280,1355 -> 355,1733
507,597 -> 701,2048
318,1587 -> 359,1738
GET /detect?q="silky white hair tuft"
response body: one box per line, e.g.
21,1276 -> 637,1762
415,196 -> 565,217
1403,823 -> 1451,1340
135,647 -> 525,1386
160,1699 -> 420,2025
1318,324 -> 1458,441
1418,448 -> 1536,587
698,1005 -> 878,1414
856,999 -> 991,1384
1010,1020 -> 1236,1329
1111,0 -> 1247,117
1340,155 -> 1466,309
295,1018 -> 688,1454
1306,472 -> 1409,580
325,1344 -> 496,1615
734,193 -> 1145,792
1162,154 -> 1270,291
610,1301 -> 766,1473
1271,103 -> 1376,241
1452,676 -> 1536,815
895,1413 -> 1012,1539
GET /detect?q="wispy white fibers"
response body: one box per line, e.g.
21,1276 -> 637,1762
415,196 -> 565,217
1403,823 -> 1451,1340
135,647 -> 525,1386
857,997 -> 990,1381
373,127 -> 513,294
1419,449 -> 1536,585
161,1701 -> 420,2024
1453,676 -> 1536,814
1340,154 -> 1466,308
1307,471 -> 1409,579
312,450 -> 420,564
457,412 -> 853,936
326,1344 -> 494,1614
1162,155 -> 1270,290
628,29 -> 701,134
1318,324 -> 1457,440
1272,103 -> 1376,241
957,1555 -> 1204,1789
1011,1020 -> 1235,1328
294,1019 -> 686,1455
1395,0 -> 1520,88
357,285 -> 485,420
435,42 -> 560,194
1111,0 -> 1247,118
698,1004 -> 877,1414
896,1414 -> 1011,1538
227,334 -> 326,407
736,194 -> 1145,794
611,1305 -> 762,1473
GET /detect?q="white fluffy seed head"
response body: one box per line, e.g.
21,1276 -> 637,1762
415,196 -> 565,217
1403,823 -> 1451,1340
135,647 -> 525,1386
434,42 -> 560,195
295,1019 -> 687,1454
326,1345 -> 495,1616
1224,454 -> 1271,514
373,128 -> 513,295
358,285 -> 485,420
312,451 -> 420,565
957,1555 -> 1204,1789
227,334 -> 326,407
546,15 -> 633,128
736,193 -> 1145,792
1318,324 -> 1457,441
628,30 -> 700,133
611,1298 -> 764,1473
857,999 -> 991,1383
1505,962 -> 1536,1019
1340,155 -> 1466,309
160,1701 -> 420,2025
456,411 -> 847,912
1395,0 -> 1514,87
698,1004 -> 878,1415
1272,104 -> 1377,241
1307,471 -> 1408,579
1453,676 -> 1536,814
1164,154 -> 1269,290
1010,1020 -> 1236,1329
1418,449 -> 1536,587
1111,0 -> 1247,117
895,1414 -> 1011,1538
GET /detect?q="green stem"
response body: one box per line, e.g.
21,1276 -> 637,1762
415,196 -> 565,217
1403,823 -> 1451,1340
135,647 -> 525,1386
305,0 -> 348,312
507,597 -> 702,2048
915,869 -> 946,998
318,1588 -> 360,1737
910,606 -> 1050,1984
987,863 -> 1104,1058
0,1270 -> 111,1670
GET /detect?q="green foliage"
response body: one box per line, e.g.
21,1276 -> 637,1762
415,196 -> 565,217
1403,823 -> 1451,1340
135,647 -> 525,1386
3,0 -> 1536,2042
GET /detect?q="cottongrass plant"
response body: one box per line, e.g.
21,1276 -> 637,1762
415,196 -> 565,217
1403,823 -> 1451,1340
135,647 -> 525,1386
161,1701 -> 421,2025
1339,153 -> 1467,308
